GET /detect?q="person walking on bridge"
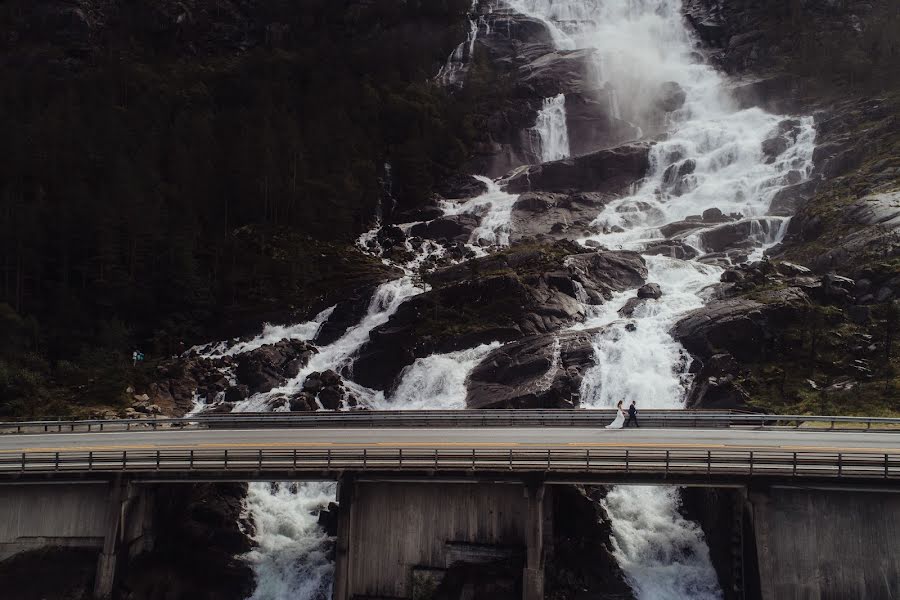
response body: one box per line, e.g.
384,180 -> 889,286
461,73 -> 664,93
624,400 -> 639,427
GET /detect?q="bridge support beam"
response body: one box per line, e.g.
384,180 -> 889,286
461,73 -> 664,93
523,483 -> 545,600
332,476 -> 355,600
93,477 -> 128,600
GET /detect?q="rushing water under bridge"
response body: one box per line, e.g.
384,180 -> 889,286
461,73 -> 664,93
0,412 -> 898,599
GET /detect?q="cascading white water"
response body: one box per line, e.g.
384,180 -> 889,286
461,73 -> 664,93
243,482 -> 337,600
195,306 -> 335,359
533,94 -> 572,162
436,0 -> 483,85
440,175 -> 521,246
374,342 -> 501,410
510,1 -> 816,598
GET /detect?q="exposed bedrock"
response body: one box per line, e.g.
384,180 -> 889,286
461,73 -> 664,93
465,328 -> 600,409
467,8 -> 643,177
673,286 -> 812,410
351,242 -> 646,391
509,191 -> 610,242
122,483 -> 254,600
505,143 -> 651,194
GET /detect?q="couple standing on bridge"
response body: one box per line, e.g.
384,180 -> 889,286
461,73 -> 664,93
605,400 -> 638,429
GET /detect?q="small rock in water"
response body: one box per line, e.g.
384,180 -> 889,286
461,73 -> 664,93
637,283 -> 662,299
625,323 -> 637,332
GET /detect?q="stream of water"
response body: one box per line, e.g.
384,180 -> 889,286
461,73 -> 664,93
190,1 -> 817,598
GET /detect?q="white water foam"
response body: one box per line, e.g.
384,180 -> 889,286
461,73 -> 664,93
440,175 -> 521,247
243,482 -> 337,600
374,342 -> 501,410
533,94 -> 572,162
195,306 -> 335,359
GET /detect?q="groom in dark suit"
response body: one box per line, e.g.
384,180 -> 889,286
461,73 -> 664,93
625,401 -> 639,427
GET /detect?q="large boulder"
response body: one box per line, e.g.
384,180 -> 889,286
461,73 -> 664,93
564,91 -> 642,157
235,340 -> 317,394
509,191 -> 609,241
506,143 -> 651,194
516,48 -> 599,98
466,329 -> 600,409
408,214 -> 481,244
435,174 -> 489,200
351,242 -> 646,390
672,287 -> 810,362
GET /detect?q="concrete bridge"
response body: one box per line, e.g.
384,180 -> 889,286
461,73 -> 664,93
0,412 -> 898,600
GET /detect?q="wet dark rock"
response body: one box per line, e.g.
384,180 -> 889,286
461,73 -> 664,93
122,483 -> 254,600
408,214 -> 480,244
317,502 -> 340,537
643,240 -> 700,260
768,178 -> 819,216
672,287 -> 810,362
506,143 -> 651,194
697,218 -> 780,253
637,283 -> 662,299
564,90 -> 643,156
546,486 -> 636,599
516,47 -> 599,98
223,385 -> 249,404
466,329 -> 600,409
288,392 -> 317,412
618,297 -> 646,318
318,386 -> 344,410
436,174 -> 488,200
510,191 -> 609,241
353,243 -> 646,390
235,340 -> 317,394
657,81 -> 687,112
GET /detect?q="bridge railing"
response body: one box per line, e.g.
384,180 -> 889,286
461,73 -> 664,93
1,446 -> 897,482
1,410 -> 899,434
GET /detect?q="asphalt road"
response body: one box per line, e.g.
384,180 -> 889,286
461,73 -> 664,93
1,427 -> 897,454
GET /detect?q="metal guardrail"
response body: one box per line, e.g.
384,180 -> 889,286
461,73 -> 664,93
0,447 -> 897,482
1,410 -> 899,434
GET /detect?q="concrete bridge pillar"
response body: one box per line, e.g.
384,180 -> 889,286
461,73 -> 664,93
332,476 -> 355,600
93,477 -> 126,599
523,483 -> 545,600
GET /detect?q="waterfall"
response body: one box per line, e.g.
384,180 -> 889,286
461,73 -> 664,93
439,175 -> 520,246
533,94 -> 572,162
436,0 -> 483,85
514,1 -> 816,598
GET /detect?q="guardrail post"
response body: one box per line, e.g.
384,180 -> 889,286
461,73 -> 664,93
471,448 -> 475,471
363,448 -> 367,469
625,449 -> 629,474
586,449 -> 590,472
122,451 -> 126,470
399,448 -> 403,470
88,451 -> 93,471
546,449 -> 551,470
886,454 -> 890,478
838,453 -> 842,477
665,450 -> 669,477
707,450 -> 711,477
189,450 -> 194,470
510,449 -> 514,471
749,451 -> 753,476
55,452 -> 59,471
434,449 -> 438,470
792,452 -> 797,477
257,449 -> 262,470
327,449 -> 332,471
225,449 -> 229,470
20,452 -> 25,472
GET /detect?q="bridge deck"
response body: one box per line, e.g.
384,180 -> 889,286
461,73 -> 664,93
0,427 -> 898,486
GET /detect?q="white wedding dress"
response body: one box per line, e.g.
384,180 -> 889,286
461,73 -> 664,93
605,408 -> 625,429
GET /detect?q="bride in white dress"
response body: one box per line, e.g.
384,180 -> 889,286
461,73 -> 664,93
605,400 -> 625,429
